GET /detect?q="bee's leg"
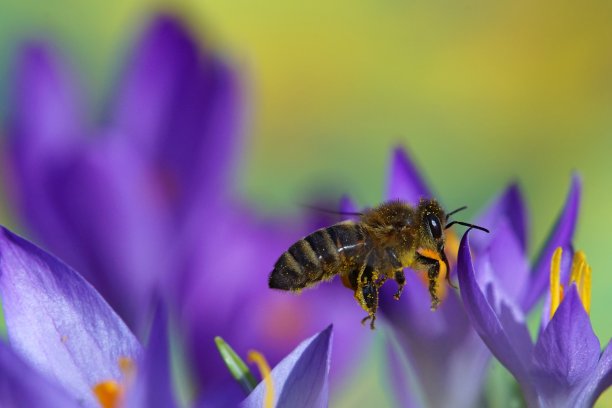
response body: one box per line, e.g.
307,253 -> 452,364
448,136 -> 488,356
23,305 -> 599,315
385,248 -> 405,300
393,270 -> 406,300
359,282 -> 378,330
427,264 -> 441,310
445,266 -> 458,289
354,259 -> 379,329
415,253 -> 441,310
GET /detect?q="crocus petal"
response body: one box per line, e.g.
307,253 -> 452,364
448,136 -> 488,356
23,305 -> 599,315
113,14 -> 239,212
532,286 -> 600,404
0,340 -> 79,408
339,195 -> 361,221
39,136 -> 169,329
125,304 -> 177,408
384,318 -> 489,408
478,219 -> 529,304
386,147 -> 432,204
469,183 -> 528,255
385,334 -> 426,408
113,14 -> 200,155
0,227 -> 141,407
8,42 -> 82,159
523,174 -> 581,311
457,231 -> 536,402
583,340 -> 612,407
5,43 -> 84,264
240,326 -> 332,408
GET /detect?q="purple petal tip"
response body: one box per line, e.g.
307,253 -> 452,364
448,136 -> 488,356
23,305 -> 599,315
523,174 -> 582,310
386,146 -> 432,203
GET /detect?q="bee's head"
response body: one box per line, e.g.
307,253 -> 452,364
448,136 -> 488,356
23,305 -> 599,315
415,199 -> 489,276
416,199 -> 449,266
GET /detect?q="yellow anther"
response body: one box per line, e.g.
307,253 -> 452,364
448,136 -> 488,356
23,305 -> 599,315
93,381 -> 123,408
248,350 -> 274,408
583,265 -> 592,314
569,250 -> 585,279
569,251 -> 585,295
549,247 -> 563,319
569,250 -> 591,314
550,248 -> 592,318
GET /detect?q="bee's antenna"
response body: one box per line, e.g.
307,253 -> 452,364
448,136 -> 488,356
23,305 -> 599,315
445,206 -> 468,221
445,220 -> 489,233
300,204 -> 363,217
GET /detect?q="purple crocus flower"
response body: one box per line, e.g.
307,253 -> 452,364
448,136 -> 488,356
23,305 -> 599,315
347,147 -> 580,407
3,12 -> 368,398
4,13 -> 239,330
458,231 -> 612,407
0,225 -> 176,407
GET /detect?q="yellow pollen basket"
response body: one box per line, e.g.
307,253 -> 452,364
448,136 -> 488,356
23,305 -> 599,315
416,248 -> 448,299
549,247 -> 592,319
248,350 -> 275,408
92,357 -> 136,408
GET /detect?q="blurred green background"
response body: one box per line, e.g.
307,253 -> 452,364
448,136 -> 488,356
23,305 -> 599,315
0,1 -> 610,406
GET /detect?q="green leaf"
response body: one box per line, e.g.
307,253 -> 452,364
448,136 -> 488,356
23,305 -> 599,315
215,336 -> 258,394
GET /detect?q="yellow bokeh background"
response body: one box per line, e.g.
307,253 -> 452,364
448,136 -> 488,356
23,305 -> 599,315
0,1 -> 610,406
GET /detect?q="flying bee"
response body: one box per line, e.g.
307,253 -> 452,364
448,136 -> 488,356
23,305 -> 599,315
268,199 -> 488,329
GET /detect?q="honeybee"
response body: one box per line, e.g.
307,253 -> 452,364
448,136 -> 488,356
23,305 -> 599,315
269,199 -> 488,329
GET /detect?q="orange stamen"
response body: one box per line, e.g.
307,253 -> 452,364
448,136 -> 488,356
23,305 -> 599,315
92,357 -> 135,408
93,381 -> 123,408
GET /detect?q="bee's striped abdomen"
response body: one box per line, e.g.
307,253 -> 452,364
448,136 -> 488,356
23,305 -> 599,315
326,223 -> 366,261
269,222 -> 366,291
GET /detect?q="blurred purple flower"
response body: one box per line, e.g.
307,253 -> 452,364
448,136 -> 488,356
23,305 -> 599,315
0,226 -> 176,407
345,147 -> 580,407
179,211 -> 369,397
3,12 -> 369,398
4,13 -> 239,330
458,232 -> 611,407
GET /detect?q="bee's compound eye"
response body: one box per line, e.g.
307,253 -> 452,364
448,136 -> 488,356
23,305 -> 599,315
427,214 -> 442,239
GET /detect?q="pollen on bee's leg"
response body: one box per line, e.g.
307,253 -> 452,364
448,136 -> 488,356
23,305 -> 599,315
248,350 -> 274,408
417,248 -> 448,300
